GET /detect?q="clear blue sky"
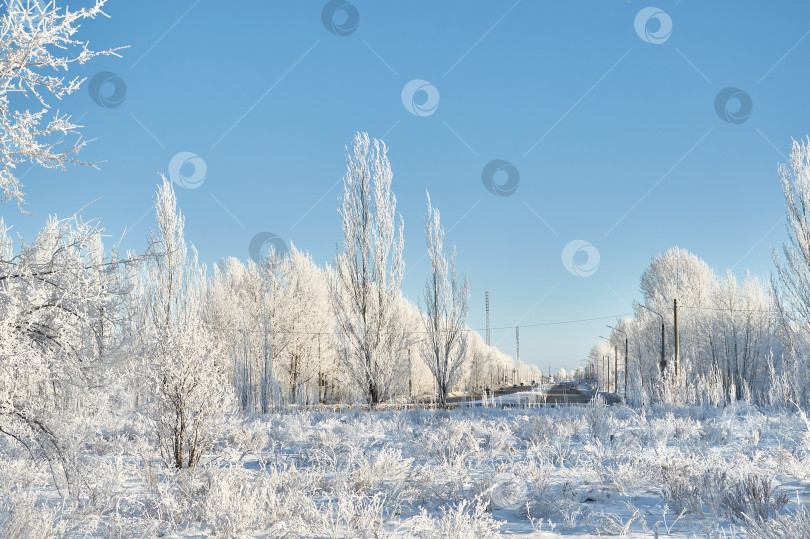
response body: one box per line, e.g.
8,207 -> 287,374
6,0 -> 810,371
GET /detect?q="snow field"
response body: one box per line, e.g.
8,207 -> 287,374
3,401 -> 810,537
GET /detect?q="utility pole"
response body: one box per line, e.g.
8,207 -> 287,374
600,335 -> 611,393
614,345 -> 618,395
607,325 -> 629,403
408,347 -> 412,399
624,338 -> 628,400
674,298 -> 680,379
485,291 -> 491,346
516,325 -> 520,364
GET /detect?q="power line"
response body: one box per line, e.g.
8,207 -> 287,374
202,313 -> 634,337
489,314 -> 633,331
671,304 -> 798,314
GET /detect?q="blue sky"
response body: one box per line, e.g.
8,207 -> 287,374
5,0 -> 810,371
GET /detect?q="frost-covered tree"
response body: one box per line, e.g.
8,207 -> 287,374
588,341 -> 613,392
640,247 -> 715,391
274,246 -> 334,405
588,244 -> 786,406
773,138 -> 810,328
139,177 -> 231,468
208,257 -> 277,412
705,272 -> 776,400
332,133 -> 408,406
419,192 -> 469,407
465,347 -> 489,393
0,0 -> 120,208
0,212 -> 126,494
397,297 -> 432,397
772,136 -> 810,406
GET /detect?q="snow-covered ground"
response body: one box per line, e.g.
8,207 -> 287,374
3,400 -> 810,537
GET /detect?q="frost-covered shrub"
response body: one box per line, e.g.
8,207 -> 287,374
406,498 -> 501,538
745,501 -> 810,538
701,468 -> 730,519
586,395 -> 609,440
0,487 -> 61,539
722,474 -> 788,523
2,399 -> 808,535
423,419 -> 479,462
660,461 -> 705,516
530,480 -> 587,529
476,418 -> 513,456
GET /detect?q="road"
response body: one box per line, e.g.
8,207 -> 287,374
445,383 -> 621,408
542,383 -> 594,405
446,383 -> 534,404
